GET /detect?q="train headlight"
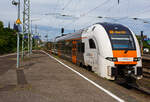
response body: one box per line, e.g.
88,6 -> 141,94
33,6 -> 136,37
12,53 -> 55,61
106,57 -> 117,62
133,57 -> 141,61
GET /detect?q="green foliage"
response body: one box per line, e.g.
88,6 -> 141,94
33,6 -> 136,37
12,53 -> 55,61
0,21 -> 18,54
136,35 -> 150,49
0,20 -> 41,54
0,21 -> 3,30
143,41 -> 150,49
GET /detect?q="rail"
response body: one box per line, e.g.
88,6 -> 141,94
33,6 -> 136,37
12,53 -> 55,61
142,59 -> 150,79
141,54 -> 150,78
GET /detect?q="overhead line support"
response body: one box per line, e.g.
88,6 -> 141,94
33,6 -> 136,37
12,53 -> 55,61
22,0 -> 30,57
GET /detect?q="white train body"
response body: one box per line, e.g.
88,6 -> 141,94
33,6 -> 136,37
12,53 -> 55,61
52,22 -> 142,80
81,23 -> 142,80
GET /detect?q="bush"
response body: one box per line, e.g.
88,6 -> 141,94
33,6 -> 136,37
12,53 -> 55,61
0,21 -> 18,54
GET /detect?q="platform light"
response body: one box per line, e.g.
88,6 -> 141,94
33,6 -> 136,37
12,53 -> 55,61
11,0 -> 21,69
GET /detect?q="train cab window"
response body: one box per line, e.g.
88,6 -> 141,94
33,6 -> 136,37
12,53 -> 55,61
89,39 -> 96,49
110,34 -> 135,50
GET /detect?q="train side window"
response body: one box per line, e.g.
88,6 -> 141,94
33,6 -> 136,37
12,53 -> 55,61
81,43 -> 85,53
89,39 -> 96,49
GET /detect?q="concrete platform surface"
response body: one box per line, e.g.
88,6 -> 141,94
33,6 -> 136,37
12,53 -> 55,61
0,52 -> 119,102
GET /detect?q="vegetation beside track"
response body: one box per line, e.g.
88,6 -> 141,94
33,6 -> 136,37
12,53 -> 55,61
0,20 -> 42,55
0,21 -> 18,54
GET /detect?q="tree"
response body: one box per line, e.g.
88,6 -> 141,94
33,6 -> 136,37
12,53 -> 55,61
0,20 -> 18,54
0,21 -> 3,30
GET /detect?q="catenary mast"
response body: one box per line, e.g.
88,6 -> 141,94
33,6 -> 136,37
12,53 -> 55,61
22,0 -> 30,57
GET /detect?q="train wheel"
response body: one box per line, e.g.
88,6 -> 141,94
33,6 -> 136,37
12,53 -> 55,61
79,63 -> 83,67
80,63 -> 84,68
87,66 -> 92,71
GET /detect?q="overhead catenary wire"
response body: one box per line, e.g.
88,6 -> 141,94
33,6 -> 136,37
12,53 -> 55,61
46,0 -> 123,31
79,17 -> 99,28
59,0 -> 82,31
40,0 -> 62,40
70,0 -> 111,29
43,0 -> 77,37
64,0 -> 111,30
80,0 -> 111,17
130,5 -> 150,18
72,0 -> 149,23
62,0 -> 81,28
57,0 -> 78,30
104,0 -> 150,21
109,0 -> 150,24
44,0 -> 150,38
78,0 -> 150,28
51,0 -> 65,37
62,0 -> 73,10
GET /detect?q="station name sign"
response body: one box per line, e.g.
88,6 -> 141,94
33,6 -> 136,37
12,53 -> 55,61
109,30 -> 126,34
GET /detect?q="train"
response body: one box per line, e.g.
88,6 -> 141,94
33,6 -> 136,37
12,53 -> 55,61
50,22 -> 143,82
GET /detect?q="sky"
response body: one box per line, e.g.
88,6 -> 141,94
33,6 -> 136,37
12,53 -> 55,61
1,0 -> 150,41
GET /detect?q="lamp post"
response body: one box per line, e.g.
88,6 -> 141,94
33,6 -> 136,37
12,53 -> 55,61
12,0 -> 21,68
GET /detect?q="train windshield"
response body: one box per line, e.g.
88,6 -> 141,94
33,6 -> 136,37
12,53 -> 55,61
110,34 -> 135,50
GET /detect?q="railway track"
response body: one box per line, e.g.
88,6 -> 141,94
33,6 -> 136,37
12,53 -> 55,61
126,83 -> 150,95
120,58 -> 150,95
48,50 -> 150,96
142,59 -> 150,79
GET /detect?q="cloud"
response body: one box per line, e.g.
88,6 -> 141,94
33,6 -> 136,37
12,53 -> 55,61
1,0 -> 150,40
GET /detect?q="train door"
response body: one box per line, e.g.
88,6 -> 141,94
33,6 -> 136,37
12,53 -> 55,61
72,40 -> 77,64
84,38 -> 98,71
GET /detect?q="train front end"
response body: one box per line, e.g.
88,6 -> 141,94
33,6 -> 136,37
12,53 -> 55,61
99,23 -> 142,81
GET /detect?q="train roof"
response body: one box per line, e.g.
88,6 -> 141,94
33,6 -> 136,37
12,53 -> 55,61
96,22 -> 131,34
55,30 -> 83,42
55,22 -> 131,42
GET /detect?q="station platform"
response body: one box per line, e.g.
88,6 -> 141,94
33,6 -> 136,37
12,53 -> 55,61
0,51 -> 149,102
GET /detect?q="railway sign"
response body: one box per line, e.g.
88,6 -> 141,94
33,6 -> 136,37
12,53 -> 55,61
24,35 -> 28,39
33,35 -> 39,39
144,38 -> 149,41
16,18 -> 22,24
144,38 -> 150,45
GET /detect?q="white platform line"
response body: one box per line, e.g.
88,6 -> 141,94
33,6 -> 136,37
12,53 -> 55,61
42,51 -> 124,102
